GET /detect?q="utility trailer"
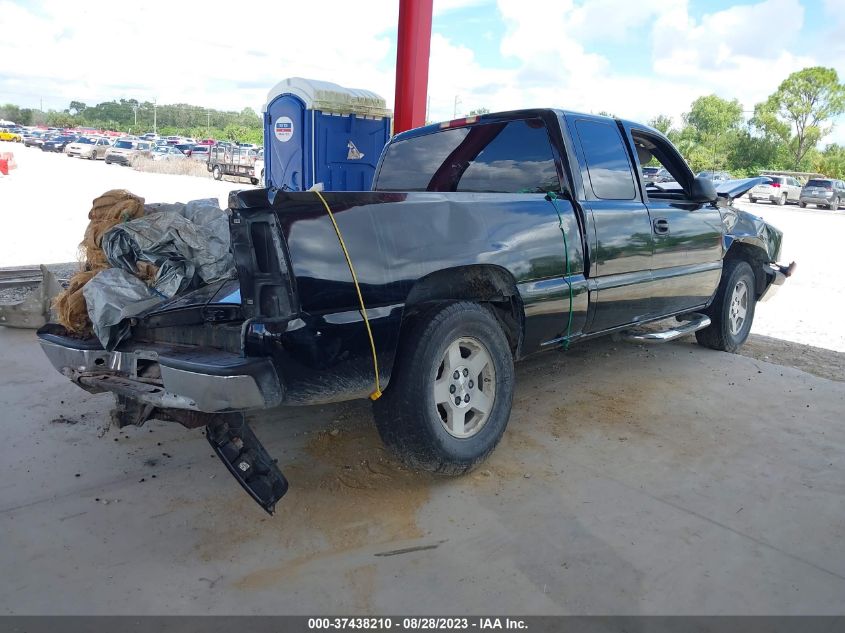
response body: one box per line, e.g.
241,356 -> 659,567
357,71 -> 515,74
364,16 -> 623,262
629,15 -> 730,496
207,144 -> 261,185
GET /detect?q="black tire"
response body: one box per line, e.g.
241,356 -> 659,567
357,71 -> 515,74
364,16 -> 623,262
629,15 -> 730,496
212,165 -> 222,180
696,259 -> 756,352
776,193 -> 786,206
373,301 -> 515,475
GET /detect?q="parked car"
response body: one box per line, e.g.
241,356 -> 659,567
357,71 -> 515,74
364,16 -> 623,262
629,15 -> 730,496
23,131 -> 48,147
104,139 -> 153,165
0,129 -> 22,142
799,178 -> 845,210
37,108 -> 793,513
41,135 -> 78,152
65,136 -> 113,160
696,170 -> 733,182
151,145 -> 187,161
642,166 -> 660,183
749,175 -> 802,205
642,166 -> 672,184
188,144 -> 210,162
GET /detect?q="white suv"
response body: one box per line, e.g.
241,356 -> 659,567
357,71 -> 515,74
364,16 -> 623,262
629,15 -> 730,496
749,175 -> 802,205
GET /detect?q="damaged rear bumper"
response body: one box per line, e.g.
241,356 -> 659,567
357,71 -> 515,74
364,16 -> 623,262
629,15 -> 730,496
37,328 -> 283,413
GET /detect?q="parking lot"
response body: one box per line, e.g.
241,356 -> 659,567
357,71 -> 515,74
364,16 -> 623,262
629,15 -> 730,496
1,140 -> 844,614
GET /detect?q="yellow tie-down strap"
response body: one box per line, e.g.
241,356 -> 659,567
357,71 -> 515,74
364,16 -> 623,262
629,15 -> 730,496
314,191 -> 383,401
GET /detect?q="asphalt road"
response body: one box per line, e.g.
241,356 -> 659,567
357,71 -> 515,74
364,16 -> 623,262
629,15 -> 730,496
1,326 -> 843,615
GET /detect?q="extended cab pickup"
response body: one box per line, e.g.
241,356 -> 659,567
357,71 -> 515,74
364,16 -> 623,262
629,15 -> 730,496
38,109 -> 792,513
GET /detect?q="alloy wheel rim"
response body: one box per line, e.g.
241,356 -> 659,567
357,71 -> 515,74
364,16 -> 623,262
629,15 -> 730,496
433,337 -> 496,439
728,279 -> 748,336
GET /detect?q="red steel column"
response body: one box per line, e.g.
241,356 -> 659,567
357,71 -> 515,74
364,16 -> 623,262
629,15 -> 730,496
393,0 -> 433,134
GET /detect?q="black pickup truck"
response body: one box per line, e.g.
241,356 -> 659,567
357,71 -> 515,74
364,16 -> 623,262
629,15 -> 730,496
38,109 -> 792,513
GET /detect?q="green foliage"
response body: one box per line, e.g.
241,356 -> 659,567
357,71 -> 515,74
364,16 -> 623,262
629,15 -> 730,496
752,67 -> 845,169
812,144 -> 845,179
676,95 -> 744,173
648,115 -> 673,135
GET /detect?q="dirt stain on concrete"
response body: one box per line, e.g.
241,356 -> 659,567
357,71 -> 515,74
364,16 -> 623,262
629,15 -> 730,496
189,414 -> 433,590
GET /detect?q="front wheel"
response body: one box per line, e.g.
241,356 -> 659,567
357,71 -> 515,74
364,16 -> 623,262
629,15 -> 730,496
373,301 -> 515,474
696,259 -> 756,352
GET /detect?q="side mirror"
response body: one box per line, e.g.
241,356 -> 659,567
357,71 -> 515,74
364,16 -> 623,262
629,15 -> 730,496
690,176 -> 717,203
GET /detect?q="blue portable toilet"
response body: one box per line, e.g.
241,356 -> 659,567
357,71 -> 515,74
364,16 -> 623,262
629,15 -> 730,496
263,77 -> 392,192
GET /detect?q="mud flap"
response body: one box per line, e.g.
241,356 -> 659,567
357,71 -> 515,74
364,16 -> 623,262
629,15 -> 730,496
205,413 -> 289,515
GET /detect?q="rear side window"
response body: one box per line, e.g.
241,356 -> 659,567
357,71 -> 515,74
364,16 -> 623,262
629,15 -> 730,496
575,120 -> 636,200
375,119 -> 560,193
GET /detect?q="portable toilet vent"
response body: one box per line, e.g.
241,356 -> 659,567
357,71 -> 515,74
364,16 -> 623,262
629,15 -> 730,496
263,77 -> 392,192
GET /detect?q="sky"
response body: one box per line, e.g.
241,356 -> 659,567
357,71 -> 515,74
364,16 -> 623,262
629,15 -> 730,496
1,0 -> 844,142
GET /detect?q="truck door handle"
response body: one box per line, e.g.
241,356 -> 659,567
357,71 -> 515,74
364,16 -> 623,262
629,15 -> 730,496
653,218 -> 670,234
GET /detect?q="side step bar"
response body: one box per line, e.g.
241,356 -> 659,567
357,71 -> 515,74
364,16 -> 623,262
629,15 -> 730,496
620,313 -> 711,343
206,413 -> 289,515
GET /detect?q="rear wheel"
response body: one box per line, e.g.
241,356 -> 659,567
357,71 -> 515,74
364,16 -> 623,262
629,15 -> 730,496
212,165 -> 222,180
696,259 -> 756,352
373,301 -> 515,474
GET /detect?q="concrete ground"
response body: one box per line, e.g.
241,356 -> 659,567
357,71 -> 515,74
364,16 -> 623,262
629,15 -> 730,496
1,326 -> 843,615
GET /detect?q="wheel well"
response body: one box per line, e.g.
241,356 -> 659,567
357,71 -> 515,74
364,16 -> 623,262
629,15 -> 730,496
402,265 -> 524,357
724,241 -> 770,298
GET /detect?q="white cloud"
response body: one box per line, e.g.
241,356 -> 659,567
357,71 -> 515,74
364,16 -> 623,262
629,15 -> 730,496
3,0 -> 843,148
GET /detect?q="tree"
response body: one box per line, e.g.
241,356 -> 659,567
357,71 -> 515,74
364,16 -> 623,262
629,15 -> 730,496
648,115 -> 673,135
681,95 -> 744,172
68,101 -> 87,116
753,67 -> 845,169
813,144 -> 845,179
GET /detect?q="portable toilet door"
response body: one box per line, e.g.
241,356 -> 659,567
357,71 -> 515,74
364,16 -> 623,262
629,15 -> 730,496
315,112 -> 391,191
265,93 -> 309,191
263,77 -> 392,192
